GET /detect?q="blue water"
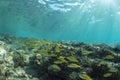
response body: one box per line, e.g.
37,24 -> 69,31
0,0 -> 120,44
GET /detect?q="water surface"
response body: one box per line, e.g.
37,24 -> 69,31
0,0 -> 120,44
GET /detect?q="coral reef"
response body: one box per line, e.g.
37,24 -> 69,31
0,33 -> 120,80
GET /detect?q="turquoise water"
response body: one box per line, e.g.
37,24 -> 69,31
0,0 -> 120,44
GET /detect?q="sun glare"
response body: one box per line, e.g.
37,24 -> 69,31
100,0 -> 116,6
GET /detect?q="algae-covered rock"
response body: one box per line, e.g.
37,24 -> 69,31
13,52 -> 26,67
0,41 -> 6,48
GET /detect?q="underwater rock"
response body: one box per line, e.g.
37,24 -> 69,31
0,41 -> 7,61
0,33 -> 119,80
113,43 -> 120,53
0,47 -> 7,61
92,43 -> 113,50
